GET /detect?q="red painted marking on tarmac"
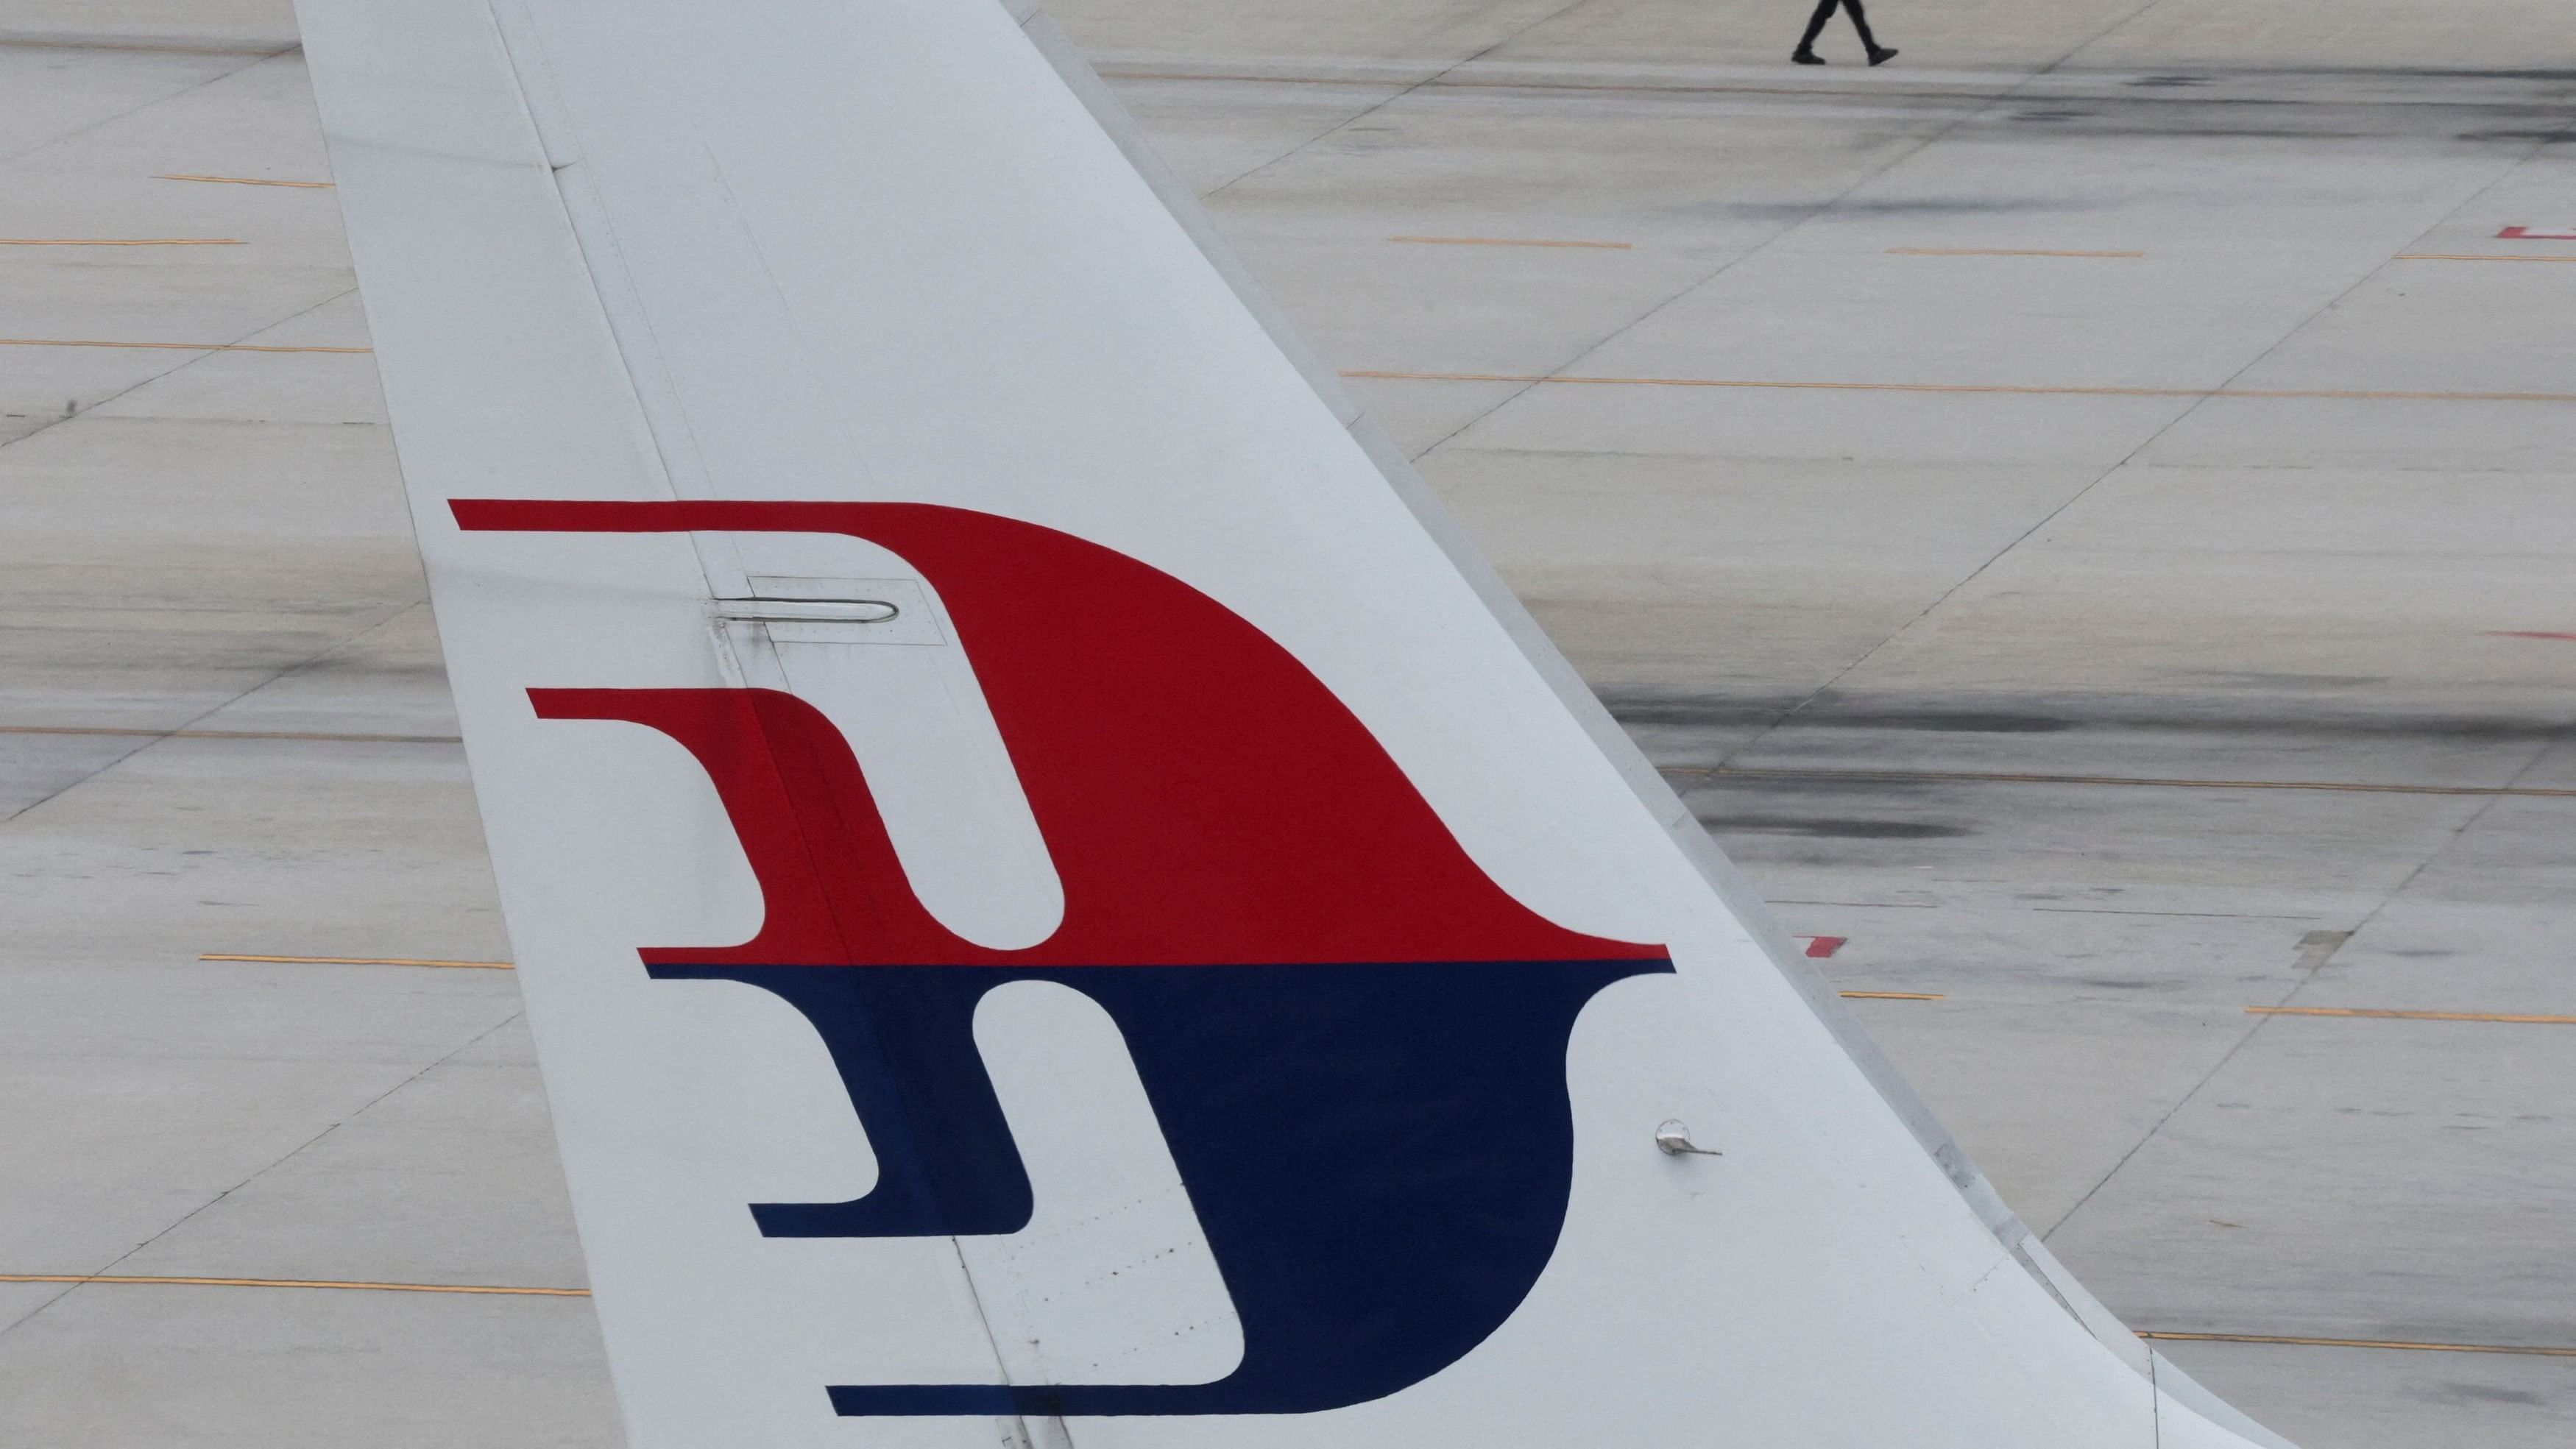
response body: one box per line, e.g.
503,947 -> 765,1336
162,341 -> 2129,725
1798,935 -> 1847,959
2497,227 -> 2576,240
2484,630 -> 2576,642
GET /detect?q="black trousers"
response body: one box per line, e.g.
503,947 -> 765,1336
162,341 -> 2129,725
1799,0 -> 1881,50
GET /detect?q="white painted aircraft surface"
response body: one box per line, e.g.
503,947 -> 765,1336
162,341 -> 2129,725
294,0 -> 2299,1444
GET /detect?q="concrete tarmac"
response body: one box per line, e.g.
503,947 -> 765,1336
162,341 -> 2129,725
1,1 -> 2570,1445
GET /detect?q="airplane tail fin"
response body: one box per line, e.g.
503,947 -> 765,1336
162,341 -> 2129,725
300,0 -> 2294,1444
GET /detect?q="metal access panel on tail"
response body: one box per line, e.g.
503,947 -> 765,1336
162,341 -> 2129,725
297,1 -> 2295,1445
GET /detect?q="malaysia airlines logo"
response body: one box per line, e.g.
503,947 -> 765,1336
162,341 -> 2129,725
453,500 -> 1673,1418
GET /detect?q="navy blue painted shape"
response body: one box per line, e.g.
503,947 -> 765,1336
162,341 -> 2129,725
647,965 -> 1036,1237
651,957 -> 1671,1417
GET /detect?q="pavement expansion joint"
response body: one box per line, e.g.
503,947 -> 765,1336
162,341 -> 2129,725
1345,370 -> 2576,405
0,338 -> 372,355
0,1273 -> 584,1297
200,953 -> 514,970
154,172 -> 335,188
2246,1005 -> 2576,1025
1663,764 -> 2576,798
2138,1331 -> 2576,1358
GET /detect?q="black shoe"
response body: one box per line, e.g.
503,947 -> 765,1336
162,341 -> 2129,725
1866,45 -> 1898,65
1791,47 -> 1825,64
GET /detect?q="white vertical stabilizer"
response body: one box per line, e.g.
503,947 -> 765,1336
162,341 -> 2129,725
297,1 -> 2292,1445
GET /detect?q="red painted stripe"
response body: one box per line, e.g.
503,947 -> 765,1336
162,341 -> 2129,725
1800,935 -> 1847,959
2485,630 -> 2576,642
459,499 -> 1666,968
2498,226 -> 2576,240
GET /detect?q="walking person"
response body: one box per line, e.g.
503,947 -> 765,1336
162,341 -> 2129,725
1793,0 -> 1896,65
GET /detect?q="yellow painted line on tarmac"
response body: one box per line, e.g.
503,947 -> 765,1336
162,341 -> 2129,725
1662,765 -> 2576,798
2394,252 -> 2576,263
1889,247 -> 2142,258
155,173 -> 334,188
0,337 -> 369,354
1,1272 -> 581,1297
1344,370 -> 2576,405
0,237 -> 241,246
2140,1331 -> 2576,1358
2247,1005 -> 2576,1025
1839,991 -> 1945,1000
1388,235 -> 1633,249
202,954 -> 514,971
0,723 -> 457,744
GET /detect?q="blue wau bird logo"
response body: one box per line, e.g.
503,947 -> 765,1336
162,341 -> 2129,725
457,498 -> 1674,1418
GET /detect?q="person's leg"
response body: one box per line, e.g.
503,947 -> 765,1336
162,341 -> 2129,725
1842,0 -> 1898,63
1841,0 -> 1879,49
1794,0 -> 1838,57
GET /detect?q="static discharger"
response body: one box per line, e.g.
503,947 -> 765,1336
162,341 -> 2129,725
1653,1121 -> 1721,1156
201,952 -> 513,970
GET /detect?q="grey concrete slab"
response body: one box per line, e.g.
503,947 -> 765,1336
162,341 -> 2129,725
1452,377 -> 2203,465
2141,391 -> 2576,475
1685,770 -> 2492,902
2226,254 -> 2576,398
0,1283 -> 620,1449
1518,127 -> 2523,383
8,48 -> 332,188
2283,790 -> 2576,1014
1109,77 -> 1404,194
1786,893 -> 2342,1006
1492,0 -> 2147,72
1211,85 -> 1955,229
0,737 -> 500,962
1423,450 -> 2101,685
82,347 -> 386,425
1052,0 -> 1572,68
2152,1338 -> 2572,1449
1844,999 -> 2264,1231
0,414 -> 417,726
2306,896 -> 2576,1016
0,731 -> 152,818
1719,690 -> 2569,787
1339,372 -> 1532,456
1805,456 -> 2576,708
1213,224 -> 1745,380
2421,149 -> 2576,245
113,1044 -> 585,1291
0,46 -> 263,163
2067,0 -> 2576,72
0,1281 -> 69,1336
0,1044 -> 499,1272
2046,1014 -> 2576,1345
185,606 -> 461,740
0,1 -> 296,53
